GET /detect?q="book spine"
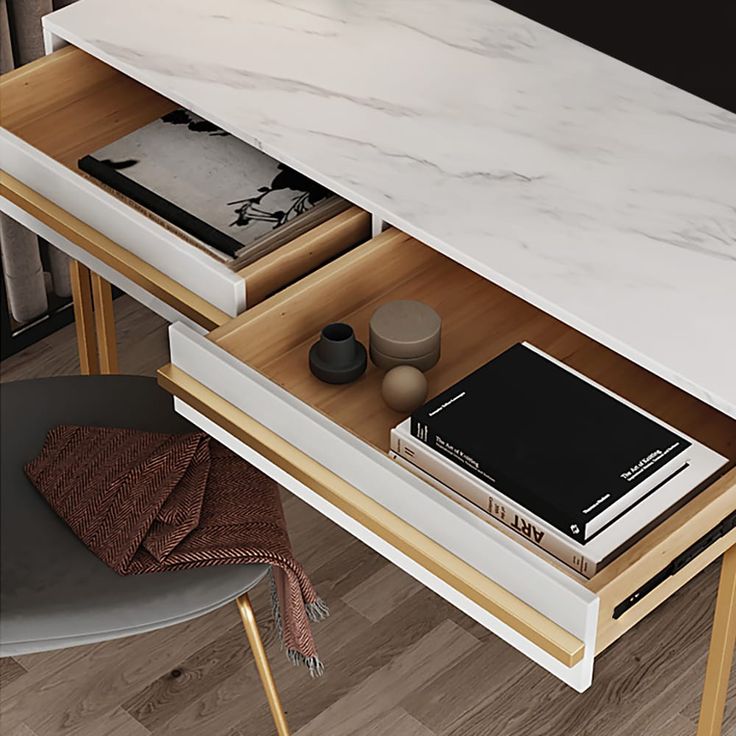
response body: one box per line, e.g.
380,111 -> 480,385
410,417 -> 587,542
390,440 -> 596,578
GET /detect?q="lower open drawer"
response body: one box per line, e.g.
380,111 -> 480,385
161,227 -> 736,691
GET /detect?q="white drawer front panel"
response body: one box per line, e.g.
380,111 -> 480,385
0,196 -> 207,334
0,130 -> 245,316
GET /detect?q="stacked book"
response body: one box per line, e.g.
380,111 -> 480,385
79,108 -> 348,269
390,343 -> 728,577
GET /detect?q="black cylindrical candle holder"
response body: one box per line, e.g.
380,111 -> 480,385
317,323 -> 355,364
309,323 -> 367,384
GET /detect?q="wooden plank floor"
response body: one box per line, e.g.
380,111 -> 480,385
1,296 -> 734,736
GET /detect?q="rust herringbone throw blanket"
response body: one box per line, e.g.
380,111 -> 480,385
25,425 -> 328,675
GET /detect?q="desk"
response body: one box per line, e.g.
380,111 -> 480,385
0,0 -> 734,732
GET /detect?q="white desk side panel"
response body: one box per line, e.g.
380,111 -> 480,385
169,322 -> 599,690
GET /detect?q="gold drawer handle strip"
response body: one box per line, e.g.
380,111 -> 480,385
158,363 -> 586,668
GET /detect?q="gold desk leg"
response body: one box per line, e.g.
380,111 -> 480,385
236,593 -> 291,736
90,272 -> 118,374
697,544 -> 736,736
69,260 -> 99,375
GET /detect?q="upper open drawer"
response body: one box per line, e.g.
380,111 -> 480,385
0,47 -> 371,326
162,226 -> 736,690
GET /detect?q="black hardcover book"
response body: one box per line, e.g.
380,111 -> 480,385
410,343 -> 692,542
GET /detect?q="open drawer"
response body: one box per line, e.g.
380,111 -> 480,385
0,46 -> 371,328
160,228 -> 736,690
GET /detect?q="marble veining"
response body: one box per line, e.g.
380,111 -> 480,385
45,0 -> 736,417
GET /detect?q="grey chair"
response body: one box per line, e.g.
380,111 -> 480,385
0,376 -> 290,736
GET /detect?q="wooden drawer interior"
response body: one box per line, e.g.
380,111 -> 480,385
0,46 -> 371,308
209,228 -> 736,649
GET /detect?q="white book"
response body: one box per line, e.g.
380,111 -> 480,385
391,419 -> 727,577
389,452 -> 596,577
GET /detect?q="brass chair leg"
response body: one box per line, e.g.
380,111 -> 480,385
236,593 -> 291,736
90,272 -> 118,374
69,260 -> 99,375
697,544 -> 736,736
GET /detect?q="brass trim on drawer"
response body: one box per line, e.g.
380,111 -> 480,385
157,362 -> 586,668
0,171 -> 231,331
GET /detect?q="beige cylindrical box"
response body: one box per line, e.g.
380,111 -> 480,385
369,300 -> 441,371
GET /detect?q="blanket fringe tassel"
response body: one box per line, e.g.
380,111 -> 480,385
269,569 -> 328,677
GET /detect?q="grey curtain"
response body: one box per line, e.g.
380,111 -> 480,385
1,0 -> 75,324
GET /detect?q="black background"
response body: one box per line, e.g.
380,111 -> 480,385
494,0 -> 736,112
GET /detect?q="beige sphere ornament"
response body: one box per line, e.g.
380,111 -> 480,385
381,365 -> 428,413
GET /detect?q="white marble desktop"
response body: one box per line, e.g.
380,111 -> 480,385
45,0 -> 736,418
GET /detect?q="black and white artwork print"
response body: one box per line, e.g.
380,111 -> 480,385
83,109 -> 331,258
